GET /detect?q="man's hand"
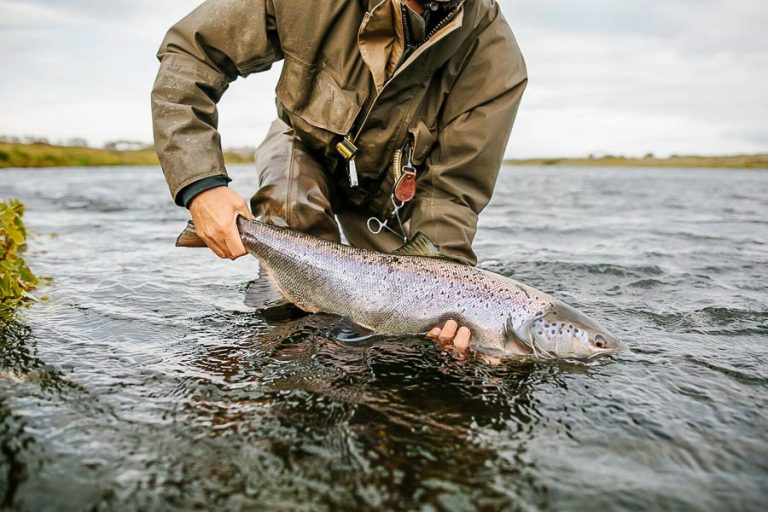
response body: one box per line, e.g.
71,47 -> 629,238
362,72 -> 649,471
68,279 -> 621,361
426,319 -> 471,354
188,186 -> 253,259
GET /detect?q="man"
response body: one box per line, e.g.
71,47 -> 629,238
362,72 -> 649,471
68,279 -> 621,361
152,0 -> 527,350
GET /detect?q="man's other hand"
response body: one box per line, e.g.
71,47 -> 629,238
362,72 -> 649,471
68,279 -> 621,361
427,319 -> 471,354
188,186 -> 253,259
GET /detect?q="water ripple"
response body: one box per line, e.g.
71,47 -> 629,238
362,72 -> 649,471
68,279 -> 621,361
1,165 -> 766,510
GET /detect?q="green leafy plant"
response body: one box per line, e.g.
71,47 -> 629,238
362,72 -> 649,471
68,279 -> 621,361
0,199 -> 38,311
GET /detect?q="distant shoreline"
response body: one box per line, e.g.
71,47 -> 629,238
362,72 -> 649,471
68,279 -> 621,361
504,154 -> 768,169
0,142 -> 254,169
1,142 -> 766,170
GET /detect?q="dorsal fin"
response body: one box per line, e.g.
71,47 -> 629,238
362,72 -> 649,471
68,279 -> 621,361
175,221 -> 207,248
392,232 -> 442,258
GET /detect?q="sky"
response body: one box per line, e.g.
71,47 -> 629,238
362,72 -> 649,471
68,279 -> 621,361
1,0 -> 766,158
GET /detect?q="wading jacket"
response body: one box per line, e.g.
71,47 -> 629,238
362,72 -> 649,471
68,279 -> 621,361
152,0 -> 527,264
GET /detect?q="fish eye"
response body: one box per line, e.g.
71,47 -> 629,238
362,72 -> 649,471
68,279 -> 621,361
594,334 -> 607,349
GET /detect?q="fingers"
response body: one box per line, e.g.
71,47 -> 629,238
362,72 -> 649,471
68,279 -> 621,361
228,204 -> 252,259
237,204 -> 256,220
189,187 -> 252,260
427,320 -> 471,354
438,320 -> 458,343
204,237 -> 228,259
224,234 -> 247,259
199,223 -> 238,259
194,228 -> 228,258
427,321 -> 498,364
454,327 -> 471,350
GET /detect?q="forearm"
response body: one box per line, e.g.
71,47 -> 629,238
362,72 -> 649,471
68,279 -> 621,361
151,0 -> 281,203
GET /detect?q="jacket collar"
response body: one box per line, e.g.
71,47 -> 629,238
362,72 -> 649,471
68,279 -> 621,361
359,0 -> 465,92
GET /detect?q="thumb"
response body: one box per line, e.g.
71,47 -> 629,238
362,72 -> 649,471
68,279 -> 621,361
236,203 -> 255,220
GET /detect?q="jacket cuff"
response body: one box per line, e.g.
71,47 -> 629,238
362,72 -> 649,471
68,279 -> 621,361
176,175 -> 232,208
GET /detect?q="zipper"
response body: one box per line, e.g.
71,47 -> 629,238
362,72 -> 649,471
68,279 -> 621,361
339,3 -> 462,186
391,148 -> 403,182
352,4 -> 460,142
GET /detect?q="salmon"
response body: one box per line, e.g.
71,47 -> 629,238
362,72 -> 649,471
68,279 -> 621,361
177,217 -> 623,358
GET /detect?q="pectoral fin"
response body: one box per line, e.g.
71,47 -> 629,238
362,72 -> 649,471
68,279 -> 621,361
503,317 -> 555,359
245,266 -> 305,320
328,318 -> 380,347
502,318 -> 535,356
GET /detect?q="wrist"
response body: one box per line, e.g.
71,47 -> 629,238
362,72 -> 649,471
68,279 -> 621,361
176,175 -> 232,208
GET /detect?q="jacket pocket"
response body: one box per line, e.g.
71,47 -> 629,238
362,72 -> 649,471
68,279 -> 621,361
276,57 -> 365,135
408,120 -> 436,165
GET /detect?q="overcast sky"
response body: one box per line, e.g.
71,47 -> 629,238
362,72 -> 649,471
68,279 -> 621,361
1,0 -> 766,157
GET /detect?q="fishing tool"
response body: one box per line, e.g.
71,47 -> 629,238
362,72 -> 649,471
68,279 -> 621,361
367,195 -> 408,241
367,142 -> 417,241
336,136 -> 359,187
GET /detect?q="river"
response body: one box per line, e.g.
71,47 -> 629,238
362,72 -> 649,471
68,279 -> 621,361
1,165 -> 766,510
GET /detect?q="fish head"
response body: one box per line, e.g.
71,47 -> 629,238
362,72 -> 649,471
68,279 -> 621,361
513,302 -> 622,359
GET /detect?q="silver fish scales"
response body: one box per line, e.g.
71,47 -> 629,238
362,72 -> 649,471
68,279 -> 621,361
178,217 -> 623,359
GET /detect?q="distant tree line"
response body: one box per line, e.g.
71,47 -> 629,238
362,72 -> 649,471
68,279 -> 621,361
0,135 -> 256,155
0,135 -> 151,151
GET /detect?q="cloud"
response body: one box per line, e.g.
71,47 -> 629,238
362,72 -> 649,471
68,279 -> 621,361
0,0 -> 766,157
501,0 -> 768,156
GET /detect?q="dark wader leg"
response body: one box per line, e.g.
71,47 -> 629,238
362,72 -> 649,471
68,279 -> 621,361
337,210 -> 405,254
251,119 -> 341,242
251,119 -> 407,253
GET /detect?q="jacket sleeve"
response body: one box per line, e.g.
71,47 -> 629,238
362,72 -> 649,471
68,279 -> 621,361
151,0 -> 282,203
408,9 -> 527,265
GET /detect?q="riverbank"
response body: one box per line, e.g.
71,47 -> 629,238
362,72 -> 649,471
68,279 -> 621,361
0,142 -> 254,168
505,153 -> 768,169
2,142 -> 766,170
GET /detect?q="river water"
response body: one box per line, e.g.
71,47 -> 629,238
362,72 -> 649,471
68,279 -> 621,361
0,165 -> 766,511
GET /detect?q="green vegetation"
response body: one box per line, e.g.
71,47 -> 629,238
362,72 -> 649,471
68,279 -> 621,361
2,142 -> 766,170
0,200 -> 38,314
505,153 -> 768,169
0,142 -> 255,169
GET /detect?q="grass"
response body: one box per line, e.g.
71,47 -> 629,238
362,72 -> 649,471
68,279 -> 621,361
0,142 -> 255,169
1,142 -> 766,170
505,153 -> 768,169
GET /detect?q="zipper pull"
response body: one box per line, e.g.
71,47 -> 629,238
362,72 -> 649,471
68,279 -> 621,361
336,135 -> 360,188
349,159 -> 359,187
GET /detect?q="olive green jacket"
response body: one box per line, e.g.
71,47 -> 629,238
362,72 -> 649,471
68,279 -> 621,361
152,0 -> 527,264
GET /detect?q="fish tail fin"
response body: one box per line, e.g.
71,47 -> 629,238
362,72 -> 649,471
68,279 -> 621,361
177,215 -> 285,248
175,221 -> 207,248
